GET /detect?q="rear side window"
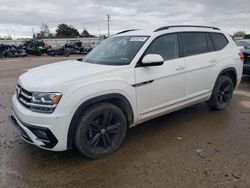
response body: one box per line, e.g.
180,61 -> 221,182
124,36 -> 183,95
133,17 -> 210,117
205,33 -> 215,52
182,32 -> 208,56
209,33 -> 228,50
144,33 -> 179,61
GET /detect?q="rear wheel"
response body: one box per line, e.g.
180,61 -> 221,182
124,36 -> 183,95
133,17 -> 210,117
75,103 -> 127,159
206,76 -> 234,110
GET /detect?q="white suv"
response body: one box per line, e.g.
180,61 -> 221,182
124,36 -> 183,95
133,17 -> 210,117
10,25 -> 243,158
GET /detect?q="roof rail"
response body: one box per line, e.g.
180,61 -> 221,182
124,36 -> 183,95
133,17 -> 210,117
154,25 -> 220,32
115,29 -> 139,35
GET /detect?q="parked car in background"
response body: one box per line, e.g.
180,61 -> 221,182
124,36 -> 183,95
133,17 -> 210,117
10,25 -> 243,158
241,44 -> 250,74
235,39 -> 250,50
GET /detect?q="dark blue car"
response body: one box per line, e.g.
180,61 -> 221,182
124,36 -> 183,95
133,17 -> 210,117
241,44 -> 250,75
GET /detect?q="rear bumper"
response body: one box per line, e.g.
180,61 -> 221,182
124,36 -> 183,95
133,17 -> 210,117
243,64 -> 250,75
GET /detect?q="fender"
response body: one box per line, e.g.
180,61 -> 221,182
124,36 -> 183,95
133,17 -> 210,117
67,93 -> 134,149
217,67 -> 237,88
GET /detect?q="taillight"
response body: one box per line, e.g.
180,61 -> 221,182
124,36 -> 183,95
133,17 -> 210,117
239,52 -> 244,61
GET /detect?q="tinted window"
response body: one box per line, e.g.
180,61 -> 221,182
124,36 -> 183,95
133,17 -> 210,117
210,33 -> 228,50
182,32 -> 208,56
205,33 -> 215,52
144,34 -> 179,61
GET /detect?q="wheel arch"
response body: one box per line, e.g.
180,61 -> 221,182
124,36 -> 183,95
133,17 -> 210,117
217,67 -> 237,89
67,93 -> 134,149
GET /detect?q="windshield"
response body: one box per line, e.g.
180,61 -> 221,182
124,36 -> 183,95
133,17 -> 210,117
85,36 -> 149,65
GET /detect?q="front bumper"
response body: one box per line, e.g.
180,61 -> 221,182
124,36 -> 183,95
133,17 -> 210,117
11,95 -> 70,151
9,114 -> 58,148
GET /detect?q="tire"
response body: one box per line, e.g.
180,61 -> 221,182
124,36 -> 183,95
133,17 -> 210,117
35,51 -> 42,56
64,51 -> 70,57
48,51 -> 55,57
75,103 -> 127,159
6,52 -> 14,58
206,76 -> 234,110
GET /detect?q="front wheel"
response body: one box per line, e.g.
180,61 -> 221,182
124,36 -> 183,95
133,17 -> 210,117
75,103 -> 127,159
206,76 -> 234,110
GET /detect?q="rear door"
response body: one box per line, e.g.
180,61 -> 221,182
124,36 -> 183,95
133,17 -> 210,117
181,32 -> 217,97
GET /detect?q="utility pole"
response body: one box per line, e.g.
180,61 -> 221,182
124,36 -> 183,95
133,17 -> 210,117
32,28 -> 35,38
107,15 -> 110,37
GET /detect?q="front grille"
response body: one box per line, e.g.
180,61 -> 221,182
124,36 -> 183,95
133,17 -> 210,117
16,85 -> 33,108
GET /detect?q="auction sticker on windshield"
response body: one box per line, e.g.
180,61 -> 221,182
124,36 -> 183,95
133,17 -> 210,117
130,37 -> 148,42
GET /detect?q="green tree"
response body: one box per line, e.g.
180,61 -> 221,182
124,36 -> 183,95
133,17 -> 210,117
244,34 -> 250,39
233,31 -> 246,38
81,29 -> 95,38
56,24 -> 80,38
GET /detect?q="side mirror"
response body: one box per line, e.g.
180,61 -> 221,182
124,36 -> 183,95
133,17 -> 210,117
141,54 -> 164,66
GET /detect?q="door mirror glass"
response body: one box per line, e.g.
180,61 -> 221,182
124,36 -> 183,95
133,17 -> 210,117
141,54 -> 164,66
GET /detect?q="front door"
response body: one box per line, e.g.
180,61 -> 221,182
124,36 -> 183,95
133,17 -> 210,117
135,33 -> 186,118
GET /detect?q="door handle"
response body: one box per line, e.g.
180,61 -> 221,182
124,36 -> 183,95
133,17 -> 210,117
176,66 -> 185,71
210,59 -> 217,63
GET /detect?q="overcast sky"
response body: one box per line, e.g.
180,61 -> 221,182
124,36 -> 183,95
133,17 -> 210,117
0,0 -> 250,38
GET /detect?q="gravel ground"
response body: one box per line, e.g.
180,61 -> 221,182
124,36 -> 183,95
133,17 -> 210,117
0,56 -> 250,188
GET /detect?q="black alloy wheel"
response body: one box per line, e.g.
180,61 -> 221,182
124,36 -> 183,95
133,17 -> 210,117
206,76 -> 234,110
217,80 -> 233,106
75,103 -> 127,158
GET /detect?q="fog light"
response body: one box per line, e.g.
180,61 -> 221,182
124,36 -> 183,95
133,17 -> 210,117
26,127 -> 58,148
32,129 -> 48,140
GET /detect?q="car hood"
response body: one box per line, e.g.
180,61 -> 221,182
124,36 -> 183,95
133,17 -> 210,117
19,60 -> 121,92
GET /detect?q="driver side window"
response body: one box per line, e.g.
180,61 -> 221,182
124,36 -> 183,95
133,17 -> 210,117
144,34 -> 179,61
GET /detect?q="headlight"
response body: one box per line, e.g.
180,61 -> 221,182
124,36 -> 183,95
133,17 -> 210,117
30,92 -> 62,113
